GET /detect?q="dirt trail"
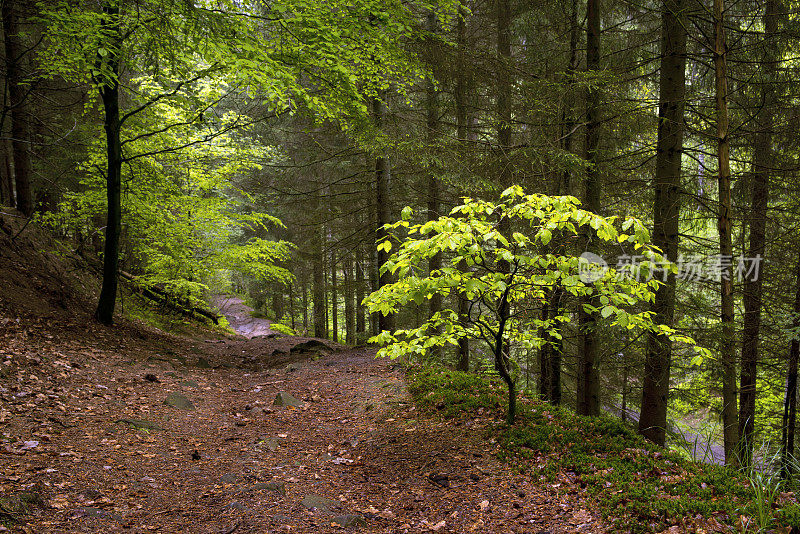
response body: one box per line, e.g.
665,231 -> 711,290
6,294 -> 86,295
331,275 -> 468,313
0,316 -> 608,534
210,295 -> 274,338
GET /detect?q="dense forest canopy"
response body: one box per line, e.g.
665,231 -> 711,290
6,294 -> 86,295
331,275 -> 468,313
2,0 -> 800,473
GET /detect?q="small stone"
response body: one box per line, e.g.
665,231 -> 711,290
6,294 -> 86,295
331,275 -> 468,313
252,481 -> 286,495
255,437 -> 279,451
116,418 -> 163,431
219,473 -> 238,484
144,374 -> 160,383
273,514 -> 292,524
332,514 -> 366,528
164,392 -> 195,410
179,380 -> 199,389
300,494 -> 340,512
273,392 -> 304,408
196,357 -> 212,369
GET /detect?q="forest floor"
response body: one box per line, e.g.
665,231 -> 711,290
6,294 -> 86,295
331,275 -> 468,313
0,294 -> 613,534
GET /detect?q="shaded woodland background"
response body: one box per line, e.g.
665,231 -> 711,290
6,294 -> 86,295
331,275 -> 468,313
2,0 -> 800,470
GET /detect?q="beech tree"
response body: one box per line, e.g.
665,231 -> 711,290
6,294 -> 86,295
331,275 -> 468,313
366,187 -> 708,424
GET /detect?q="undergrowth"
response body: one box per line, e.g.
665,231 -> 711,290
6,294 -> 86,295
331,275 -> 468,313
405,365 -> 800,533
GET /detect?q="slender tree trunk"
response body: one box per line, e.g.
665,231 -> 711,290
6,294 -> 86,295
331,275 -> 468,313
94,1 -> 123,325
539,296 -> 552,401
561,0 -> 579,197
739,0 -> 778,466
782,251 -> 800,477
454,4 -> 470,371
638,0 -> 688,446
344,255 -> 355,344
312,196 -> 326,339
0,134 -> 11,207
374,94 -> 395,333
577,0 -> 601,417
331,249 -> 338,343
288,283 -> 295,330
272,292 -> 283,321
426,12 -> 442,354
1,0 -> 32,216
494,0 -> 516,423
302,272 -> 309,334
713,0 -> 738,467
356,255 -> 366,336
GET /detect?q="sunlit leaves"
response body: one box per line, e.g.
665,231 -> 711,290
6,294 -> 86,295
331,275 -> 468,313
364,189 -> 706,365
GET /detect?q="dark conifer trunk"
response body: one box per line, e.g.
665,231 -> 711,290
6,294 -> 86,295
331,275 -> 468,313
95,1 -> 123,325
344,255 -> 355,344
374,95 -> 394,333
714,0 -> 739,467
426,12 -> 442,344
577,0 -> 601,416
356,255 -> 366,336
454,4 -> 470,371
638,0 -> 688,445
782,252 -> 800,477
1,0 -> 32,216
331,250 -> 338,343
739,0 -> 778,466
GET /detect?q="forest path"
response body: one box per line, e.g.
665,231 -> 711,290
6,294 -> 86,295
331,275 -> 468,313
2,318 -> 608,534
210,294 -> 274,338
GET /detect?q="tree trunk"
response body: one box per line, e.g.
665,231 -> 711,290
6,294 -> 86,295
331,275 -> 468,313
739,0 -> 778,467
374,94 -> 395,333
638,0 -> 688,446
302,272 -> 309,334
714,0 -> 738,466
331,249 -> 338,343
577,0 -> 601,417
714,0 -> 739,467
344,255 -> 355,344
312,197 -> 326,339
1,0 -> 32,216
782,251 -> 800,477
426,12 -> 442,354
454,4 -> 470,372
356,256 -> 366,336
0,134 -> 12,207
94,1 -> 123,325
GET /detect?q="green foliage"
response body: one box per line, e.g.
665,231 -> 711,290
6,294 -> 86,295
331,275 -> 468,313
270,323 -> 297,336
367,187 -> 710,422
367,186 -> 708,359
37,75 -> 294,304
406,366 -> 504,418
405,366 -> 781,533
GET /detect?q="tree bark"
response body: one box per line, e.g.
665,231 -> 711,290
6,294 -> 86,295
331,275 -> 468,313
577,0 -> 601,417
312,194 -> 326,338
782,251 -> 800,477
638,0 -> 688,446
374,94 -> 395,333
1,0 -> 32,216
454,4 -> 470,372
356,255 -> 366,336
94,1 -> 123,325
714,0 -> 739,467
426,12 -> 442,350
739,0 -> 778,466
344,254 -> 355,344
331,249 -> 338,343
